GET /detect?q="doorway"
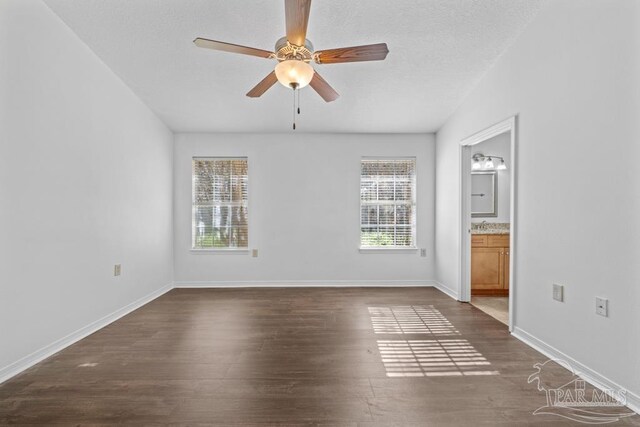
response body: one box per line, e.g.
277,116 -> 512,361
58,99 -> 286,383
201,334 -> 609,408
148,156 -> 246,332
459,117 -> 517,330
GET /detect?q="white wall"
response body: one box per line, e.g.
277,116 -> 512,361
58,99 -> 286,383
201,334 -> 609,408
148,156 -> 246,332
174,133 -> 435,285
471,132 -> 511,223
0,0 -> 174,378
436,0 -> 639,403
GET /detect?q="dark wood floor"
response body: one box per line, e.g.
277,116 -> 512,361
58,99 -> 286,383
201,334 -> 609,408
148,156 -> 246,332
0,288 -> 637,425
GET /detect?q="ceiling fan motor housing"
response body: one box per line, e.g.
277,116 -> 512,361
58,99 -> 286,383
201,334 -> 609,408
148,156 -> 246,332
275,36 -> 314,62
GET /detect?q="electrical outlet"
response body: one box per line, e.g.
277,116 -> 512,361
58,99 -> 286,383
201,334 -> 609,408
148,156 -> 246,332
420,248 -> 427,257
596,297 -> 608,317
552,284 -> 564,302
252,249 -> 258,258
114,264 -> 121,276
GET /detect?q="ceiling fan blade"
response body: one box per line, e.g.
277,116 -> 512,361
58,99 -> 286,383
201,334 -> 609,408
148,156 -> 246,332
194,38 -> 273,59
285,0 -> 312,47
246,71 -> 279,98
309,72 -> 339,102
314,43 -> 389,64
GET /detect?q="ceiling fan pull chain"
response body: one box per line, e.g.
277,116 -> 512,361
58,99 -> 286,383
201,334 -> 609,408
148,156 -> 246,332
292,88 -> 296,130
297,89 -> 301,114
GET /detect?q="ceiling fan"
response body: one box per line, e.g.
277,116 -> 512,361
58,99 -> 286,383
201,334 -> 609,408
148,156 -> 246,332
193,0 -> 389,107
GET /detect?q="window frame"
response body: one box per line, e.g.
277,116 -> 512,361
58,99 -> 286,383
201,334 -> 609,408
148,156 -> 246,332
191,156 -> 249,253
359,156 -> 418,252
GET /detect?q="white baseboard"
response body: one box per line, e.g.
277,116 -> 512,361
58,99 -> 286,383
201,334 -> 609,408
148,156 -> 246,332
0,282 -> 174,385
512,327 -> 639,415
174,280 -> 437,288
432,281 -> 459,300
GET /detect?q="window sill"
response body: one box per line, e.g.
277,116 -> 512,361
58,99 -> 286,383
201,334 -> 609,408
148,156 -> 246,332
359,247 -> 418,254
190,248 -> 250,254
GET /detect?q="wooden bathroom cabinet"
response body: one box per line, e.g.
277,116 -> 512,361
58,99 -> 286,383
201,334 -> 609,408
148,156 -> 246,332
471,234 -> 510,296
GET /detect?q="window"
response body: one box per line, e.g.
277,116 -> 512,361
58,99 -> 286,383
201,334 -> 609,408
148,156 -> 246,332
192,157 -> 248,249
360,158 -> 416,248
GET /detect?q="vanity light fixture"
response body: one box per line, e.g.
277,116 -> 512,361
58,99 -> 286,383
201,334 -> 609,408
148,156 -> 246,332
484,157 -> 495,169
472,153 -> 507,171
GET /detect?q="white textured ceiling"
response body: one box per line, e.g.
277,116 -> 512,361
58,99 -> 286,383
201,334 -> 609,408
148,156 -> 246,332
43,0 -> 544,133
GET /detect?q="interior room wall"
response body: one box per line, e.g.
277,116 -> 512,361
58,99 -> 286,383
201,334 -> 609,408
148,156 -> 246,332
471,132 -> 511,223
173,133 -> 435,285
435,0 -> 639,405
0,0 -> 174,380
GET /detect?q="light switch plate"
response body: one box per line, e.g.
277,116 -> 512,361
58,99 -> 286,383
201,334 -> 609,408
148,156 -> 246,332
420,248 -> 427,257
552,284 -> 564,302
596,297 -> 608,317
114,264 -> 122,276
252,249 -> 258,258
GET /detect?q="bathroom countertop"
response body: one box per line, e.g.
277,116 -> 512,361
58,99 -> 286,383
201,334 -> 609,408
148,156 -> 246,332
471,223 -> 510,235
471,229 -> 510,235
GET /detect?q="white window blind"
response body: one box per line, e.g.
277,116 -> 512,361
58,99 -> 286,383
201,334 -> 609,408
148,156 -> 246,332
192,158 -> 248,249
360,158 -> 416,248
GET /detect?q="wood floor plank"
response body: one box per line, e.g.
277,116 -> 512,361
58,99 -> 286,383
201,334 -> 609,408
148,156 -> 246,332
0,287 -> 637,425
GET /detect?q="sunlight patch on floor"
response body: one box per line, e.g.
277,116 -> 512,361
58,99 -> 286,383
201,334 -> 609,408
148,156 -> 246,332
368,305 -> 460,335
377,339 -> 499,377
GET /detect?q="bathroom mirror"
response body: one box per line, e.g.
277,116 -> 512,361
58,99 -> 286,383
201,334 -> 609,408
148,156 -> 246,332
471,171 -> 497,217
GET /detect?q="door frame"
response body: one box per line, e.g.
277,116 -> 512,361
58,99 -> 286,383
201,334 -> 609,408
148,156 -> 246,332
459,116 -> 517,331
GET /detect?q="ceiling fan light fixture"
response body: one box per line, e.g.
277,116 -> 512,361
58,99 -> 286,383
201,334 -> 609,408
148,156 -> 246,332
275,59 -> 314,89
